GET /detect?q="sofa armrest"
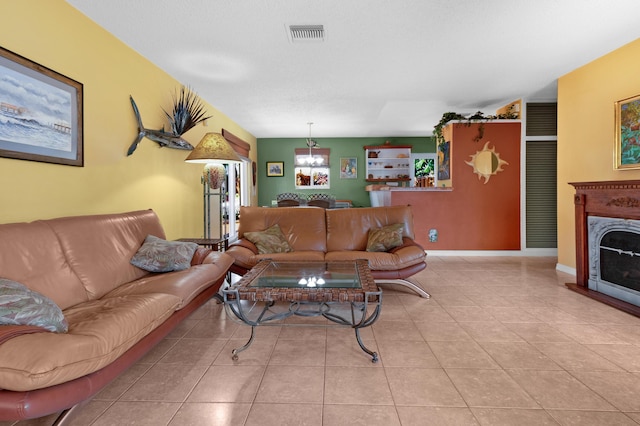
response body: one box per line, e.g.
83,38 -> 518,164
190,247 -> 214,265
201,251 -> 234,267
229,238 -> 259,255
389,237 -> 425,254
225,239 -> 260,273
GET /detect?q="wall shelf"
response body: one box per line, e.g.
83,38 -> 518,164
366,178 -> 410,182
364,145 -> 412,183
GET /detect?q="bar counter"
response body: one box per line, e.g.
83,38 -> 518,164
365,184 -> 453,206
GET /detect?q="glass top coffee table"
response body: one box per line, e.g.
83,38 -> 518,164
222,259 -> 383,362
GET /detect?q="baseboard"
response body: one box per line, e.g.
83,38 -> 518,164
556,263 -> 576,276
426,249 -> 557,257
423,249 -> 576,277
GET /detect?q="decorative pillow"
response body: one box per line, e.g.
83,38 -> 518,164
244,224 -> 293,254
366,223 -> 404,252
0,278 -> 68,333
130,235 -> 198,272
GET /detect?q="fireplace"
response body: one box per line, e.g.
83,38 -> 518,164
569,180 -> 640,317
588,216 -> 640,307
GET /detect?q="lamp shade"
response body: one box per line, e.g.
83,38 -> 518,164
185,132 -> 242,163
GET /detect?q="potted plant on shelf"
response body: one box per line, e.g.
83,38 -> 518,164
432,106 -> 519,150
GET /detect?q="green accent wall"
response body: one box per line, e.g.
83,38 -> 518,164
257,137 -> 435,207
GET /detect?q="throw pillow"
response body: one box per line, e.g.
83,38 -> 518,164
130,235 -> 198,272
244,224 -> 293,254
0,278 -> 68,333
366,223 -> 404,252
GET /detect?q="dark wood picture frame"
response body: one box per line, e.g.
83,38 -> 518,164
0,46 -> 83,166
266,161 -> 284,177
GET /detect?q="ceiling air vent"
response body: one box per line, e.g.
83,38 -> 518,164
288,25 -> 325,43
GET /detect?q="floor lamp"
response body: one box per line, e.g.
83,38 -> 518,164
185,133 -> 242,239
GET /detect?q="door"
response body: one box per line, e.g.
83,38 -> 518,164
525,140 -> 557,248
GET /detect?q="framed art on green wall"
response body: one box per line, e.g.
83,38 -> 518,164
267,161 -> 284,176
340,157 -> 357,179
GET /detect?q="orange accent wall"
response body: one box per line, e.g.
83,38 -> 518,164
393,121 -> 521,250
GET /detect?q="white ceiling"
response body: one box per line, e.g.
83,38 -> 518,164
66,0 -> 640,138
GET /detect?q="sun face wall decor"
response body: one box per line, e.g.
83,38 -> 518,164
465,141 -> 509,184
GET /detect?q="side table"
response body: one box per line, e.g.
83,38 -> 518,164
176,237 -> 228,252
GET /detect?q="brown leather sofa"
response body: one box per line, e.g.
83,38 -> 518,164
227,205 -> 428,297
0,210 -> 233,424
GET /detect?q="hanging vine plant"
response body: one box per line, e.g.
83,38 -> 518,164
433,105 -> 519,149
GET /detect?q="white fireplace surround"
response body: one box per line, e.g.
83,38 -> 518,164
588,216 -> 640,307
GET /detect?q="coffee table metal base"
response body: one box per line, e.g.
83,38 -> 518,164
223,288 -> 382,362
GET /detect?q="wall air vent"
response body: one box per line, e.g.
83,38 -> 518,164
287,25 -> 325,43
526,102 -> 557,136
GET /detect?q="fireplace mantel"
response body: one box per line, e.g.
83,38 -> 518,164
568,180 -> 640,317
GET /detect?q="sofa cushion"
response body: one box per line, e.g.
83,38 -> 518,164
0,279 -> 68,333
0,221 -> 87,310
244,224 -> 293,254
366,223 -> 404,252
106,254 -> 234,309
326,205 -> 416,252
131,235 -> 198,272
0,293 -> 181,392
226,245 -> 325,270
45,210 -> 166,301
325,246 -> 426,271
238,206 -> 327,252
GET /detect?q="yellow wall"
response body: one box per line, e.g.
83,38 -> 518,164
0,0 -> 256,238
557,38 -> 640,269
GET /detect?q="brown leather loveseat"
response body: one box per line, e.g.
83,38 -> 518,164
0,210 -> 233,424
226,205 -> 428,297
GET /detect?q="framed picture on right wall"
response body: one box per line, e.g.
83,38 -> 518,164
437,141 -> 450,180
615,94 -> 640,170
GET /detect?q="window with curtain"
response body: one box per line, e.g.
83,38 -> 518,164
294,147 -> 330,189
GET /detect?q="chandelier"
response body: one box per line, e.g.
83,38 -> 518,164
304,122 -> 323,165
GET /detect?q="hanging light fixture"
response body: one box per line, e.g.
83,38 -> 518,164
305,122 -> 323,165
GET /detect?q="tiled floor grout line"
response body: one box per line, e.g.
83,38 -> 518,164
411,266 -> 640,423
24,257 -> 640,425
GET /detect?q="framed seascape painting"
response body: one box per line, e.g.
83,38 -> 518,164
340,157 -> 357,179
0,47 -> 83,166
266,161 -> 284,177
615,94 -> 640,170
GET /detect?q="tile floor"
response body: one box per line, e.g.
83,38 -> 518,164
8,256 -> 640,425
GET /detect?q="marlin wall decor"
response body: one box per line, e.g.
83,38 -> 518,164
127,86 -> 211,156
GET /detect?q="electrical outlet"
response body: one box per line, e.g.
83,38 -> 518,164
428,229 -> 438,242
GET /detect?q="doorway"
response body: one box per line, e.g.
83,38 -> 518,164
223,158 -> 250,242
